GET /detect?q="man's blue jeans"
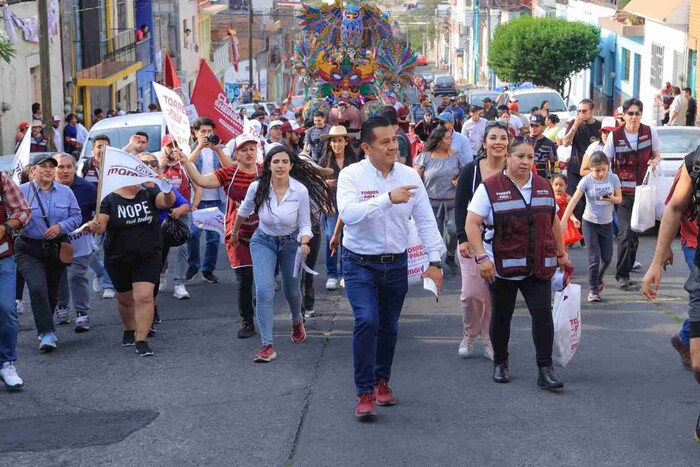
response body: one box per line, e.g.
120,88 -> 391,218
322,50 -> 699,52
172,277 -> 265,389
679,244 -> 696,347
322,211 -> 342,279
0,256 -> 18,364
342,250 -> 408,396
90,233 -> 114,290
188,201 -> 223,274
249,230 -> 303,346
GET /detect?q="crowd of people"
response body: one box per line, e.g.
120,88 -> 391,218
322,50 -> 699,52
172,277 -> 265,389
0,90 -> 698,436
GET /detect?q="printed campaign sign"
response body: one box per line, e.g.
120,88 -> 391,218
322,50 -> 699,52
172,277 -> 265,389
190,59 -> 244,142
11,130 -> 31,185
100,147 -> 172,202
192,207 -> 226,242
153,82 -> 192,155
407,218 -> 430,284
67,223 -> 95,257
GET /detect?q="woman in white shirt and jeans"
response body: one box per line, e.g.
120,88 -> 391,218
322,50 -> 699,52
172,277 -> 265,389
232,146 -> 333,363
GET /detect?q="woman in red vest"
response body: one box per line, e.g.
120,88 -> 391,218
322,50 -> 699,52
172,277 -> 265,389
465,137 -> 572,390
180,134 -> 262,339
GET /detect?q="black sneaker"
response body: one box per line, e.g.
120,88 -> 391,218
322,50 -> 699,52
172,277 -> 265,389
153,308 -> 162,324
121,330 -> 135,347
135,341 -> 154,357
237,321 -> 256,339
148,325 -> 157,337
185,266 -> 200,282
202,271 -> 219,283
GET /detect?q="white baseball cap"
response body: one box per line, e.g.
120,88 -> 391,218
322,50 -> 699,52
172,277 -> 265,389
235,133 -> 259,150
268,120 -> 283,129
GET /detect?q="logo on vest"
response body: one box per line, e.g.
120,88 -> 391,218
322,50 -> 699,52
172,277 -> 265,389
536,189 -> 550,196
361,190 -> 379,200
495,191 -> 511,201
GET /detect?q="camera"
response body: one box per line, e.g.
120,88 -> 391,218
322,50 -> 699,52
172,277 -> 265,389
206,134 -> 220,145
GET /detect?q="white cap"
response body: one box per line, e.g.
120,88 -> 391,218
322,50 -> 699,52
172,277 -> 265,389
235,133 -> 259,150
269,120 -> 283,129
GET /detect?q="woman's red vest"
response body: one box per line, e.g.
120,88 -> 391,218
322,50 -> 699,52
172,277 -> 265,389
611,124 -> 653,195
482,173 -> 558,280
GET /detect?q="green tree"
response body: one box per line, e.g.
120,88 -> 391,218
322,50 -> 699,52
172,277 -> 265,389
488,15 -> 600,96
0,31 -> 16,63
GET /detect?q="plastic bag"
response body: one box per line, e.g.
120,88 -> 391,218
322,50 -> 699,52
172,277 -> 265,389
552,283 -> 581,368
653,171 -> 673,221
562,220 -> 583,246
631,168 -> 656,233
161,217 -> 190,247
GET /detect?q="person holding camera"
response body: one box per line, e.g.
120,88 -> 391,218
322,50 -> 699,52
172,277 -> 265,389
186,117 -> 233,284
160,135 -> 201,300
16,154 -> 81,353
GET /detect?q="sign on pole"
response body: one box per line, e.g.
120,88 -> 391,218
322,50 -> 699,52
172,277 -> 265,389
99,146 -> 172,202
11,130 -> 31,185
153,82 -> 192,155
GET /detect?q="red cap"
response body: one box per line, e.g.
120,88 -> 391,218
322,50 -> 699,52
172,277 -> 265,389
19,122 -> 29,131
280,121 -> 305,134
507,102 -> 519,112
161,134 -> 174,146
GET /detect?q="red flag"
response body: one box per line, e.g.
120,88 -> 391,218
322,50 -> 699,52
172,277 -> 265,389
163,52 -> 181,89
228,29 -> 240,73
190,59 -> 244,142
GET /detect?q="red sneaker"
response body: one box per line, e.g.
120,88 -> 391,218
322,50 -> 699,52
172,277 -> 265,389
254,345 -> 277,363
291,322 -> 306,343
374,378 -> 396,406
354,393 -> 376,419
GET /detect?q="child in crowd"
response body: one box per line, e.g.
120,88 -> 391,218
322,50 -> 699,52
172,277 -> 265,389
552,175 -> 581,251
560,152 -> 622,302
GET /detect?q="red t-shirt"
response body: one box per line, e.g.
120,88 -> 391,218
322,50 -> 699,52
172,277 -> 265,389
213,164 -> 261,239
397,106 -> 410,133
666,167 -> 698,248
162,163 -> 192,202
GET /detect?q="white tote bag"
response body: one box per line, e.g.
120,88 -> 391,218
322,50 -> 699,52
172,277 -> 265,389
552,283 -> 582,368
630,168 -> 656,233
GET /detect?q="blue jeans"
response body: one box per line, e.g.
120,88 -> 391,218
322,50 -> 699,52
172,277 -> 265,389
342,249 -> 408,396
90,233 -> 114,289
322,211 -> 342,279
249,230 -> 303,346
188,200 -> 223,273
581,220 -> 613,293
0,256 -> 18,364
679,244 -> 696,347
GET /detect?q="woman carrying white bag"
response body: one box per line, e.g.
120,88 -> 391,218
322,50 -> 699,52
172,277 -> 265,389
603,98 -> 660,290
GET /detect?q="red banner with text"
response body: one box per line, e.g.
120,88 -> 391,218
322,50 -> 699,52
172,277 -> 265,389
190,59 -> 244,142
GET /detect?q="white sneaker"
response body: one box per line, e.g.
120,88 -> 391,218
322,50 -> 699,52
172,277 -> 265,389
173,284 -> 190,300
0,362 -> 24,391
339,278 -> 345,288
74,315 -> 90,333
632,261 -> 642,270
304,309 -> 317,318
15,300 -> 24,315
55,306 -> 71,325
159,275 -> 167,292
458,337 -> 476,358
484,345 -> 494,361
92,276 -> 103,293
326,278 -> 339,290
102,288 -> 116,299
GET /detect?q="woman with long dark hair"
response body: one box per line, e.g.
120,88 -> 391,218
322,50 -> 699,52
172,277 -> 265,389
317,126 -> 359,295
414,125 -> 470,272
539,100 -> 550,118
231,146 -> 333,362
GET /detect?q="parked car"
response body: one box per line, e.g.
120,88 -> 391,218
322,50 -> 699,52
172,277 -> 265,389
0,154 -> 13,174
238,102 -> 278,119
431,74 -> 457,97
416,53 -> 428,66
496,87 -> 575,124
466,89 -> 500,106
77,112 -> 168,173
652,126 -> 700,216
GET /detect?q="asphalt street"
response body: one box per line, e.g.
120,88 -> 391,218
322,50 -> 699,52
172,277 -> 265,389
0,234 -> 698,466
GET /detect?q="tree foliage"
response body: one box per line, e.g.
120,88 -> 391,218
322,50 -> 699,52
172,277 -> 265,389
0,31 -> 16,64
488,16 -> 600,96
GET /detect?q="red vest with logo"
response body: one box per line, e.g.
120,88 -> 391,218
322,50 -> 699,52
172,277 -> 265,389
612,124 -> 653,195
483,173 -> 558,280
162,163 -> 192,202
0,175 -> 14,258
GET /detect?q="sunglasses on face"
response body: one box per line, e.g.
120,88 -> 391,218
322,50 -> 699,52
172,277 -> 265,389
144,160 -> 159,167
626,111 -> 642,117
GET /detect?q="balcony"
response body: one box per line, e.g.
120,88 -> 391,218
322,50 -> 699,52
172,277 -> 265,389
210,41 -> 232,76
76,29 -> 144,86
599,13 -> 645,37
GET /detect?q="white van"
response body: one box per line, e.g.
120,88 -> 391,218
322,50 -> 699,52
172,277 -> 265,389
77,112 -> 168,169
496,87 -> 576,124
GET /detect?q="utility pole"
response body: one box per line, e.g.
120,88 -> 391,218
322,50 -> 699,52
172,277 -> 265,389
248,1 -> 254,99
38,0 -> 53,143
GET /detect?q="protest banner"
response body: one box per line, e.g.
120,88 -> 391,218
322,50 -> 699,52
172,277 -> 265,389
192,207 -> 226,243
153,82 -> 192,155
99,147 -> 172,203
11,129 -> 31,185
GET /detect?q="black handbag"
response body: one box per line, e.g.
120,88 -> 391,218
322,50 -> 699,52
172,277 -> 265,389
30,182 -> 73,266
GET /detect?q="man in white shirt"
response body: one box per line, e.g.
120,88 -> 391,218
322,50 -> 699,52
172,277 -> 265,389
186,117 -> 234,284
668,86 -> 688,126
437,112 -> 473,162
337,117 -> 446,420
462,105 -> 487,154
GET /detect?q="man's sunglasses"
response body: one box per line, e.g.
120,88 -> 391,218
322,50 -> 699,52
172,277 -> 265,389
144,160 -> 159,167
626,111 -> 642,117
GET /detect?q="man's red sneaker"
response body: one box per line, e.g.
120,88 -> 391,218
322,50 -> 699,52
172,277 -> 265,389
355,393 -> 376,419
291,322 -> 306,343
374,378 -> 396,406
254,345 -> 277,363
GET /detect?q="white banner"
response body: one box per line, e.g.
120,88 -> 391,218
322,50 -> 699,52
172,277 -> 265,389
100,147 -> 172,202
67,223 -> 95,258
153,82 -> 192,155
406,218 -> 430,284
191,207 -> 225,242
11,129 -> 31,185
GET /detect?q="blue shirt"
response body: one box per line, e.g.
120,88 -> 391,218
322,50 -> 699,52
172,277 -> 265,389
20,181 -> 82,240
448,105 -> 465,123
158,187 -> 189,223
450,130 -> 474,163
67,175 -> 97,224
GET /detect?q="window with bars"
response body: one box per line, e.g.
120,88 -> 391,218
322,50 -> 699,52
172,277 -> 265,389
650,43 -> 664,89
621,48 -> 630,81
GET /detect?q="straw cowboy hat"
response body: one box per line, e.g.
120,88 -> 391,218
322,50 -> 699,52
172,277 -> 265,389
320,125 -> 358,140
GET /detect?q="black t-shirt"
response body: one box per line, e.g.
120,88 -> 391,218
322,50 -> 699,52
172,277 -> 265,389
101,187 -> 162,257
568,119 -> 601,174
534,137 -> 558,178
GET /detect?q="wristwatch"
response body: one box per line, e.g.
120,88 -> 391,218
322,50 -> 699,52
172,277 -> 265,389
475,254 -> 489,264
429,261 -> 442,269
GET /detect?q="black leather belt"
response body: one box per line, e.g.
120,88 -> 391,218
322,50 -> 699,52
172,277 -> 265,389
345,249 -> 404,264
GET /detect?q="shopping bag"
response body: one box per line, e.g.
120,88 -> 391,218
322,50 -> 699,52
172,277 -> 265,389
406,218 -> 429,284
630,168 -> 656,233
562,220 -> 583,246
552,283 -> 582,368
652,170 -> 673,221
